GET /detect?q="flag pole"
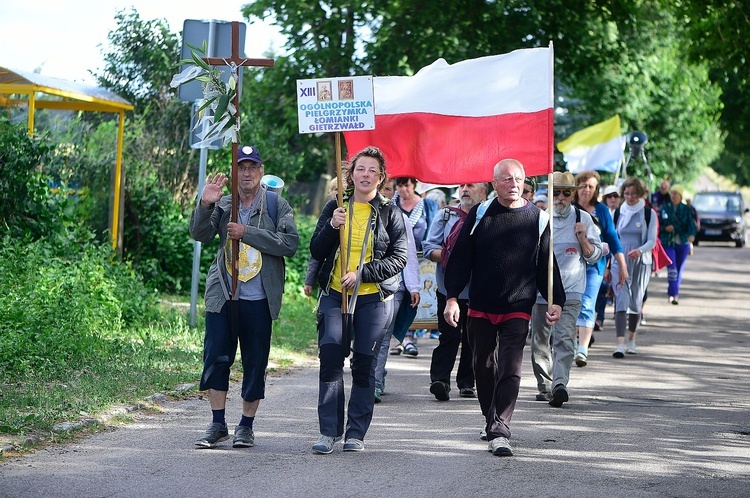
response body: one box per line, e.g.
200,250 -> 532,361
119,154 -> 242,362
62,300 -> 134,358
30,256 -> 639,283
615,137 -> 626,184
335,132 -> 347,313
547,173 -> 554,309
546,41 -> 555,311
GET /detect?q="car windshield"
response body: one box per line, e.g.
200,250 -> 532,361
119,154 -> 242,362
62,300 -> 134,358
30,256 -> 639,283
693,194 -> 741,213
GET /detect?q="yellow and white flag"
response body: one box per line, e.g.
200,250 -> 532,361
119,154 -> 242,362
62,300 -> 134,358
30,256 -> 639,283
557,115 -> 624,173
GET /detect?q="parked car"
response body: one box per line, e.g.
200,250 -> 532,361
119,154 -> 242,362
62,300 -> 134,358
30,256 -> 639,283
693,191 -> 748,247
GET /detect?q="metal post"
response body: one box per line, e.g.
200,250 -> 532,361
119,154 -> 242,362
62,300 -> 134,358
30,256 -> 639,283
189,21 -> 217,328
190,146 -> 209,327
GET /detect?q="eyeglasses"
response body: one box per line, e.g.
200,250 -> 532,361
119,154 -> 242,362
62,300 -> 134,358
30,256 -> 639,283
553,190 -> 573,197
498,176 -> 524,184
238,162 -> 262,173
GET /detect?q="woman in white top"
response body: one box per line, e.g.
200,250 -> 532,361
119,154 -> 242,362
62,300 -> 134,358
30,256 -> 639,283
610,177 -> 658,358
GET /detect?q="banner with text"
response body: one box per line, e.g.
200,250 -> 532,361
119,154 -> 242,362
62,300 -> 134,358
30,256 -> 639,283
297,76 -> 375,134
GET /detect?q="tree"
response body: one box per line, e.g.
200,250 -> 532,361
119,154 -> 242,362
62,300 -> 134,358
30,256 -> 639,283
88,9 -> 214,290
677,0 -> 750,185
553,5 -> 723,186
242,0 -> 726,187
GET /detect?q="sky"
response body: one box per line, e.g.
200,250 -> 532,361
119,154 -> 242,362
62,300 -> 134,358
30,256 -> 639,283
0,1 -> 285,85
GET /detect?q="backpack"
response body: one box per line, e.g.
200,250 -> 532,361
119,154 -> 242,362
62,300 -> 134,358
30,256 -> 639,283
613,205 -> 650,229
440,207 -> 468,269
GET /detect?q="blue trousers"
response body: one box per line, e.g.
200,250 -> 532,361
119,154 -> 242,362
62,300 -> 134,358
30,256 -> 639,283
665,243 -> 691,298
317,290 -> 392,440
201,299 -> 272,402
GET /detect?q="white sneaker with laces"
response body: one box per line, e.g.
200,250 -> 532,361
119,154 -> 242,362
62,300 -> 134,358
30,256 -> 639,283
488,437 -> 513,456
626,341 -> 637,354
613,344 -> 625,358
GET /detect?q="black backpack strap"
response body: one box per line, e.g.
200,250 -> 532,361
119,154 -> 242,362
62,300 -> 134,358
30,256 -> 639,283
613,206 -> 650,228
574,205 -> 581,223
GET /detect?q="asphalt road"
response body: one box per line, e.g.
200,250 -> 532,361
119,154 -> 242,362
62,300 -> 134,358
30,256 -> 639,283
1,243 -> 749,497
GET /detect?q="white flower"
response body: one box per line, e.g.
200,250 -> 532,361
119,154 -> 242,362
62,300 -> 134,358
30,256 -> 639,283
169,65 -> 203,88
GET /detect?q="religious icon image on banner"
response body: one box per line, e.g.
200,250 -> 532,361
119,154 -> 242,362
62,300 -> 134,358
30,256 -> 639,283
415,258 -> 438,322
317,81 -> 333,101
338,80 -> 354,100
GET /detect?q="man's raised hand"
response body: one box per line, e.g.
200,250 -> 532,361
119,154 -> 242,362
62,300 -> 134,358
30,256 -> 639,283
201,173 -> 228,208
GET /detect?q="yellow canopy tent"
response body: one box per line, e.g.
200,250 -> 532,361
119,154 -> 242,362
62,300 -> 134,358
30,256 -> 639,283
0,66 -> 134,251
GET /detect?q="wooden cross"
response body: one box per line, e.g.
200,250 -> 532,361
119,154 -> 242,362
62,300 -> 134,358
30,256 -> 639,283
201,21 -> 274,298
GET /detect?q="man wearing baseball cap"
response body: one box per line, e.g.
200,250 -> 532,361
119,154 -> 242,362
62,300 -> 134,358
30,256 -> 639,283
190,145 -> 299,449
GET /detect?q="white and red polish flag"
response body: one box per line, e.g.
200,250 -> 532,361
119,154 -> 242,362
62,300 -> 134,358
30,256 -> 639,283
344,45 -> 554,183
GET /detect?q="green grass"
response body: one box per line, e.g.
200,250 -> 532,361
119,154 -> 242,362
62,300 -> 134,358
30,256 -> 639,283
0,295 -> 318,451
0,236 -> 319,453
0,309 -> 203,439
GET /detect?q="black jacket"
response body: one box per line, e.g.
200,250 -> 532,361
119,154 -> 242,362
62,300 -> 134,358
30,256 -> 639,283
310,193 -> 408,299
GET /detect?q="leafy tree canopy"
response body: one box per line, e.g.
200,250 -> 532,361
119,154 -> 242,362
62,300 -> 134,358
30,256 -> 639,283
243,0 -> 729,187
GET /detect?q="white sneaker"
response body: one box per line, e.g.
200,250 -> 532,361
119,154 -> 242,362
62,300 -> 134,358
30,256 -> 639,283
626,342 -> 637,354
488,437 -> 513,456
613,344 -> 625,358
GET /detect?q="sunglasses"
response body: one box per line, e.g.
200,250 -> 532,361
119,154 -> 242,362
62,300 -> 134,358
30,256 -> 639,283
553,189 -> 573,197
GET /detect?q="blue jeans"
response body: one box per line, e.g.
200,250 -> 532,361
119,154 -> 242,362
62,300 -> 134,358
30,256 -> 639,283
374,289 -> 405,390
577,265 -> 603,328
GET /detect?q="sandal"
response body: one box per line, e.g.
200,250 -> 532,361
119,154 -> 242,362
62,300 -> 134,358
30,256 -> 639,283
403,342 -> 419,357
389,344 -> 404,355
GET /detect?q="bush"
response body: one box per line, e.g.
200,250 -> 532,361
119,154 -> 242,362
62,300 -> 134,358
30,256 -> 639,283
0,118 -> 63,241
122,178 -> 217,293
0,236 -> 161,379
284,214 -> 317,293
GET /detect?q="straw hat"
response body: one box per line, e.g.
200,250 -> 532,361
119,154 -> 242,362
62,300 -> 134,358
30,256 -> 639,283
539,171 -> 583,190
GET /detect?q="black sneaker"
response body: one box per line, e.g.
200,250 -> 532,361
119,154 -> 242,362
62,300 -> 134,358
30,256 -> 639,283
549,385 -> 569,408
459,387 -> 476,398
429,381 -> 450,401
233,425 -> 255,448
195,422 -> 229,448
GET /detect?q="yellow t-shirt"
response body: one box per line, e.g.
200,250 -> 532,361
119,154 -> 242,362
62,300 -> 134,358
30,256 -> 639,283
331,201 -> 379,295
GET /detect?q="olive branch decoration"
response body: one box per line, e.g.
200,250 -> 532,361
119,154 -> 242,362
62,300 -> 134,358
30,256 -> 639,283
170,41 -> 239,147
